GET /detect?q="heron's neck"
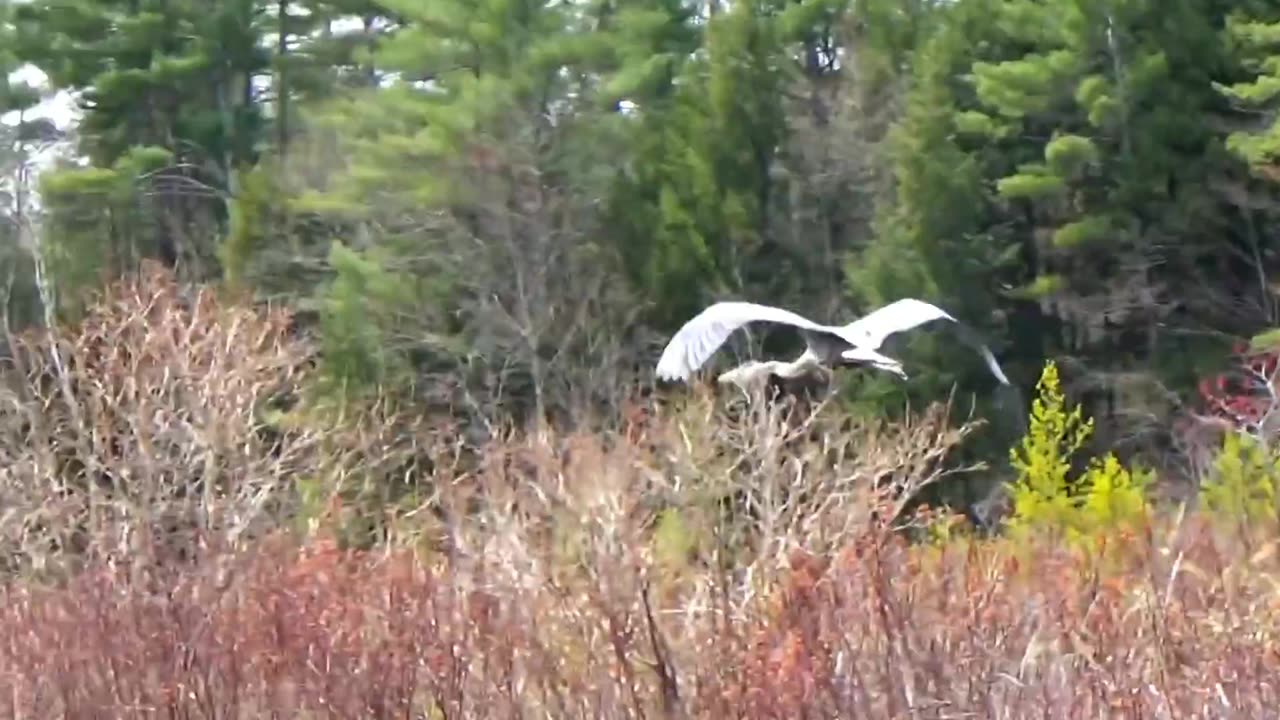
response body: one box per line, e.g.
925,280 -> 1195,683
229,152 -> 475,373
774,351 -> 822,379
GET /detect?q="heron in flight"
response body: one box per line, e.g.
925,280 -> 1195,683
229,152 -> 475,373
655,298 -> 1010,389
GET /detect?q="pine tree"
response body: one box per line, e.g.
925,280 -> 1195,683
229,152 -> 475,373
848,0 -> 1023,405
602,1 -> 794,331
0,0 -> 51,333
11,0 -> 275,291
13,0 -> 268,168
1219,8 -> 1280,176
285,0 -> 641,418
930,0 -> 1244,444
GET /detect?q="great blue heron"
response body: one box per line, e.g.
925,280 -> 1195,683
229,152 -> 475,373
655,298 -> 1011,389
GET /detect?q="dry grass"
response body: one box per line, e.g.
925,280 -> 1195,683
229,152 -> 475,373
0,267 -> 1277,718
0,497 -> 1277,718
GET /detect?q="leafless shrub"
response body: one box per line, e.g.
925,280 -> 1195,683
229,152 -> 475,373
0,262 -> 323,576
0,413 -> 1278,718
0,382 -> 993,718
645,387 -> 980,569
0,268 -> 1276,717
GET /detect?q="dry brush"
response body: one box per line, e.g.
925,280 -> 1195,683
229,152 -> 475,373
0,267 -> 1276,718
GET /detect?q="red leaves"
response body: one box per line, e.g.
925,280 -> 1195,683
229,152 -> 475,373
0,521 -> 1277,717
1195,342 -> 1280,430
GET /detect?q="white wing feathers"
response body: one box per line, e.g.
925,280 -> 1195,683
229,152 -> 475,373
654,301 -> 830,381
656,297 -> 1011,386
842,298 -> 1010,385
840,298 -> 955,348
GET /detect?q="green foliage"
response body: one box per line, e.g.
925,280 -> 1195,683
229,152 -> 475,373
1199,432 -> 1280,528
219,164 -> 273,295
846,2 -> 1017,419
942,0 -> 1248,439
311,0 -> 580,214
316,241 -> 416,397
0,3 -> 40,116
36,147 -> 179,319
10,0 -> 1280,520
652,507 -> 696,577
1078,454 -> 1153,531
1005,360 -> 1152,545
1051,215 -> 1112,249
0,1 -> 52,331
1010,273 -> 1066,300
1007,360 -> 1094,523
953,110 -> 1004,139
1044,134 -> 1099,179
972,49 -> 1080,119
1250,328 -> 1280,352
602,0 -> 790,329
1220,15 -> 1280,170
12,0 -> 267,168
996,167 -> 1067,200
596,2 -> 699,104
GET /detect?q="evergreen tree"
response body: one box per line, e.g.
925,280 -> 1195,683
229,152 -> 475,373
4,0 -> 1274,475
840,0 -> 1030,512
602,1 -> 794,331
269,0 -> 391,155
850,0 -> 1256,459
1219,7 -> 1280,174
970,0 -> 1249,418
284,0 -> 641,420
0,0 -> 50,333
11,0 -> 273,291
12,0 -> 268,170
848,0 -> 1022,404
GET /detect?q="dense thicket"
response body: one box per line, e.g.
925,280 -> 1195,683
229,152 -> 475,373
11,6 -> 1280,714
8,0 -> 1280,502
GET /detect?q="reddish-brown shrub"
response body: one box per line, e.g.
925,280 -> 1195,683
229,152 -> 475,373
0,270 -> 1276,717
1197,341 -> 1280,432
0,510 -> 1277,718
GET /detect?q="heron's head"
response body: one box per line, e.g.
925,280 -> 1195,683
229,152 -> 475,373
841,346 -> 905,378
876,360 -> 908,380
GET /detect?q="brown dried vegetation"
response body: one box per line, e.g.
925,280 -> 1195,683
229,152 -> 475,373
0,267 -> 1276,718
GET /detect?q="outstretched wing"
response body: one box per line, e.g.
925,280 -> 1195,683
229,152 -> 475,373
655,302 -> 829,382
841,298 -> 1010,385
840,298 -> 955,347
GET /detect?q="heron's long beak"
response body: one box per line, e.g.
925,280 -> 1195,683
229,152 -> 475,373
865,357 -> 908,380
843,347 -> 907,380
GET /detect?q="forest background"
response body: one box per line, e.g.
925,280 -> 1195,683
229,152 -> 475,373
5,0 -> 1280,716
